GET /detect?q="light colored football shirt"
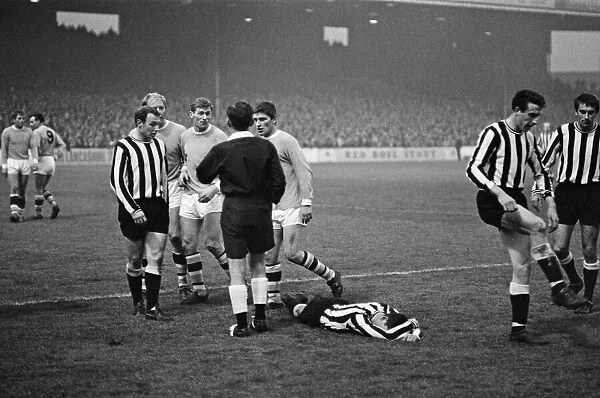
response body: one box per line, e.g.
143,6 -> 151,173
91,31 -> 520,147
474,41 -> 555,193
1,125 -> 35,164
155,120 -> 186,182
32,125 -> 65,157
180,124 -> 227,194
262,129 -> 313,210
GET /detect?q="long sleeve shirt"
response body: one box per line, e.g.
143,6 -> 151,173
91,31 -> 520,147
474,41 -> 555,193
180,124 -> 227,194
196,131 -> 285,204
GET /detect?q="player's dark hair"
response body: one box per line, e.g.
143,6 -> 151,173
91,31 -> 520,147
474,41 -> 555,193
141,92 -> 167,107
11,110 -> 25,120
511,89 -> 546,112
30,113 -> 45,123
254,101 -> 277,119
385,313 -> 409,329
574,93 -> 600,112
226,101 -> 254,131
190,97 -> 213,112
134,106 -> 161,125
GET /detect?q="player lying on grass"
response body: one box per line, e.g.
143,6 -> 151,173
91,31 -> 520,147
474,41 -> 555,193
281,293 -> 422,342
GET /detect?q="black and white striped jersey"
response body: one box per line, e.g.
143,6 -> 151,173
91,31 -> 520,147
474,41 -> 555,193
110,135 -> 167,214
542,122 -> 600,185
466,120 -> 552,193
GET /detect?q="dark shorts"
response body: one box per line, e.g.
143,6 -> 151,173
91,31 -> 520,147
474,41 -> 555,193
221,197 -> 275,259
118,197 -> 169,241
298,296 -> 349,327
476,188 -> 527,229
555,182 -> 600,226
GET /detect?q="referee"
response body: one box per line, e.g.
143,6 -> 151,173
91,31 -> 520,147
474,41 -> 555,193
110,106 -> 172,321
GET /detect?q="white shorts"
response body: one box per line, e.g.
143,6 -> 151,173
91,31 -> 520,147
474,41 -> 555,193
179,192 -> 223,220
272,207 -> 305,230
168,180 -> 183,209
7,158 -> 31,175
34,156 -> 56,176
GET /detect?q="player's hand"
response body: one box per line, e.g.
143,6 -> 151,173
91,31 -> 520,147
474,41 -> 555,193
300,205 -> 313,224
530,191 -> 544,212
496,191 -> 518,213
1,165 -> 7,177
178,168 -> 190,187
545,198 -> 559,232
55,149 -> 65,160
131,209 -> 147,225
197,185 -> 218,203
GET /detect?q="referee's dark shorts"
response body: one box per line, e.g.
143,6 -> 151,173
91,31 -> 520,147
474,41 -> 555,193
118,197 -> 169,241
220,196 -> 275,259
554,182 -> 600,226
476,187 -> 528,229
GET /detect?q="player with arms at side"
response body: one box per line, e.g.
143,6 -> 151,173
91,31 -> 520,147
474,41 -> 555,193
29,113 -> 66,220
197,101 -> 285,337
534,93 -> 600,314
1,110 -> 37,223
110,106 -> 172,321
466,89 -> 587,345
281,292 -> 422,342
177,97 -> 230,304
253,101 -> 343,308
140,93 -> 188,299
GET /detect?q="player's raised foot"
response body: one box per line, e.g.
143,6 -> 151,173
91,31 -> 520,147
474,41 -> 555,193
132,301 -> 145,315
568,281 -> 584,295
229,324 -> 250,337
50,205 -> 60,219
9,213 -> 20,223
281,292 -> 309,314
573,300 -> 594,315
251,317 -> 269,333
552,286 -> 588,309
327,272 -> 343,298
181,290 -> 209,305
509,329 -> 549,345
266,293 -> 285,309
145,308 -> 173,322
33,212 -> 43,220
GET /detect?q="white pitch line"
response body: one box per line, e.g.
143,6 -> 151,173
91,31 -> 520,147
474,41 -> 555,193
0,262 -> 508,307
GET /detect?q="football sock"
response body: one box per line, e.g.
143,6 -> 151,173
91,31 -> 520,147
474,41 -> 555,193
144,271 -> 162,311
18,195 -> 25,210
187,253 -> 206,294
34,195 -> 44,214
9,194 -> 20,217
215,251 -> 230,277
173,252 -> 188,287
509,282 -> 530,333
251,277 -> 268,320
583,260 -> 599,301
559,252 -> 582,285
532,245 -> 566,294
266,262 -> 282,300
297,251 -> 335,281
126,261 -> 144,304
42,189 -> 57,206
229,284 -> 248,329
141,258 -> 148,292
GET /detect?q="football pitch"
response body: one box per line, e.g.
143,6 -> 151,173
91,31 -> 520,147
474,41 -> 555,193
1,161 -> 599,397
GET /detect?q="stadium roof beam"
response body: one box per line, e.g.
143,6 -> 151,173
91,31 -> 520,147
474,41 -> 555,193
370,0 -> 600,18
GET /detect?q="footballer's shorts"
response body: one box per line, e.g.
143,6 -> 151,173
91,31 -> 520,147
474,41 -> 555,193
118,197 -> 169,241
298,297 -> 349,327
272,207 -> 306,229
34,156 -> 56,176
220,196 -> 274,259
7,158 -> 32,175
476,187 -> 527,229
179,192 -> 223,220
554,182 -> 600,226
167,180 -> 183,209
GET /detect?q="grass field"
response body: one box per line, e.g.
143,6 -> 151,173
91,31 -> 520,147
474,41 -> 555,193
1,161 -> 599,397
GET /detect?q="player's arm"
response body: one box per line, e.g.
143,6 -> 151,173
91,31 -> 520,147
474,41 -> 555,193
54,132 -> 67,159
527,136 -> 558,231
30,131 -> 40,170
196,146 -> 221,185
109,144 -> 140,215
350,314 -> 421,342
1,130 -> 8,175
531,130 -> 560,211
288,137 -> 314,222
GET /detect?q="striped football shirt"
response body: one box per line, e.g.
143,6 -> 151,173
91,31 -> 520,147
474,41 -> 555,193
466,120 -> 552,193
110,135 -> 167,214
542,122 -> 600,184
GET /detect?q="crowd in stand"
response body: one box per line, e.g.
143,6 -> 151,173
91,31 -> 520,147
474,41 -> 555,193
1,77 -> 596,150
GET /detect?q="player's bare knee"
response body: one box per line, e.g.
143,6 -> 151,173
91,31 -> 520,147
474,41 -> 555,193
530,218 -> 547,235
169,233 -> 183,250
285,250 -> 303,263
582,245 -> 597,260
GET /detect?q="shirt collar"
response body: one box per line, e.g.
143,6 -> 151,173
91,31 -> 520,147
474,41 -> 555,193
228,131 -> 254,141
